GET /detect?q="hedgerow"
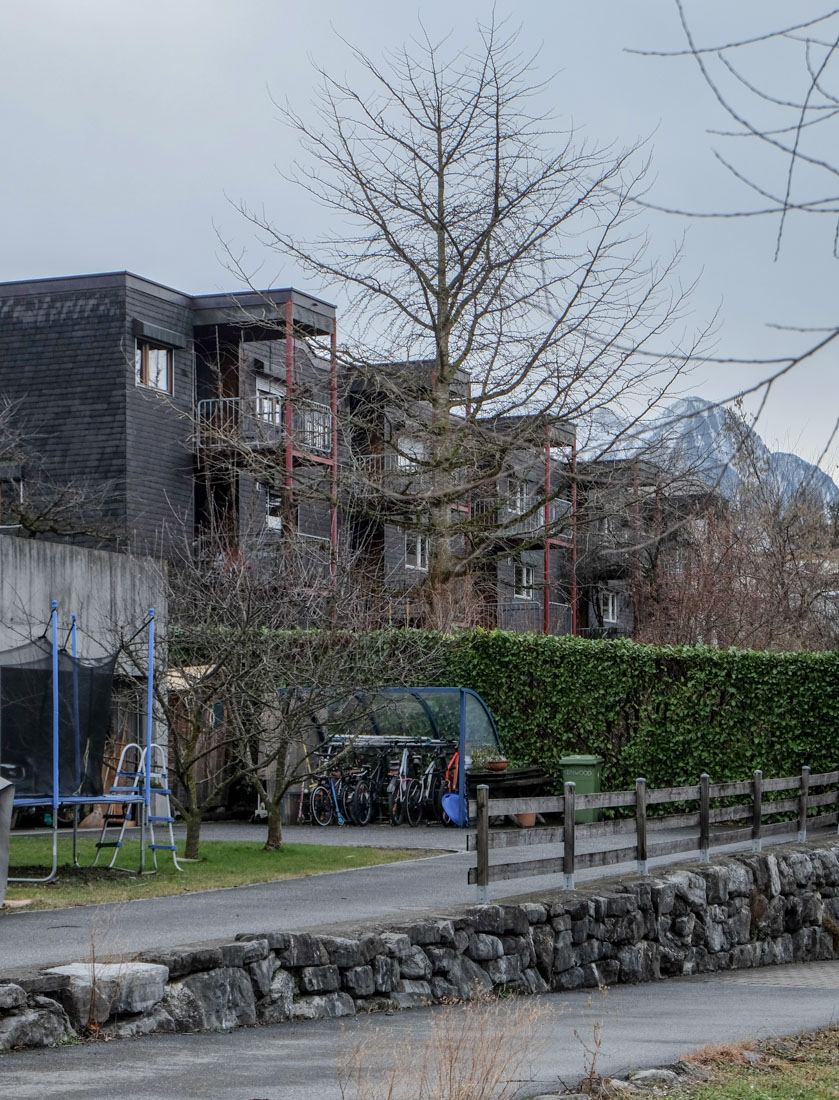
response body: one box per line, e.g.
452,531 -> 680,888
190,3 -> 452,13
417,631 -> 839,791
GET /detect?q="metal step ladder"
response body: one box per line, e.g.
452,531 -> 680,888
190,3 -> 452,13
141,742 -> 184,872
93,741 -> 143,868
93,742 -> 183,871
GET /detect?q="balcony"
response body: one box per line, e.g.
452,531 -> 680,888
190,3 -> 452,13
196,397 -> 333,456
479,600 -> 572,635
473,496 -> 573,539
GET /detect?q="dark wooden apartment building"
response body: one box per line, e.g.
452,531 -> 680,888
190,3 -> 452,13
0,270 -> 637,636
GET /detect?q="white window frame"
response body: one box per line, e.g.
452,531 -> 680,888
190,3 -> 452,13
397,437 -> 427,470
135,340 -> 173,394
600,590 -> 618,623
508,478 -> 529,516
256,382 -> 283,426
513,561 -> 535,599
264,487 -> 283,531
405,532 -> 430,571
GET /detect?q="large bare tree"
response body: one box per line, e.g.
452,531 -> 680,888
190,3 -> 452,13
232,20 -> 702,625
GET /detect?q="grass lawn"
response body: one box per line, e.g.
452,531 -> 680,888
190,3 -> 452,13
5,834 -> 436,911
631,1028 -> 839,1098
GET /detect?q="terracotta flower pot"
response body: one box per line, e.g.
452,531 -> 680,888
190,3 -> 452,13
514,812 -> 536,827
487,759 -> 508,772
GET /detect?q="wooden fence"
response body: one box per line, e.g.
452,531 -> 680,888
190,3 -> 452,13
467,767 -> 839,900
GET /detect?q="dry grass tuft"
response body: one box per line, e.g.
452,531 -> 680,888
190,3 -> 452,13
681,1040 -> 756,1066
338,996 -> 549,1100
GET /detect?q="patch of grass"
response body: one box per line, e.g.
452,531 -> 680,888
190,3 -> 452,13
648,1028 -> 839,1099
5,835 -> 435,910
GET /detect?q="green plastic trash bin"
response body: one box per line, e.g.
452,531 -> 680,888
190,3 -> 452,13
559,754 -> 604,823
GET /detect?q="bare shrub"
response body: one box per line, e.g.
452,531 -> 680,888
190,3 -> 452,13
338,997 -> 549,1100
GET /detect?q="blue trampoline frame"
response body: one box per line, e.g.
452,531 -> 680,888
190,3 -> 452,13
7,602 -> 157,882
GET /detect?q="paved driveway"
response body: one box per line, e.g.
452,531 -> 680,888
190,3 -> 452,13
2,961 -> 838,1099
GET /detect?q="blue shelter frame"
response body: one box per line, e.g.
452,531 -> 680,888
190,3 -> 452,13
5,602 -> 157,882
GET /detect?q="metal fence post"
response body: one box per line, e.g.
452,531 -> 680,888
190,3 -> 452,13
798,766 -> 810,843
635,778 -> 648,876
752,770 -> 763,852
476,784 -> 490,904
699,773 -> 710,863
564,781 -> 576,889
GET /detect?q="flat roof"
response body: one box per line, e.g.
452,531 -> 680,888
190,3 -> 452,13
0,271 -> 336,333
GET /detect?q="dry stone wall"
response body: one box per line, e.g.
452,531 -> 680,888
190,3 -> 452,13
3,842 -> 839,1052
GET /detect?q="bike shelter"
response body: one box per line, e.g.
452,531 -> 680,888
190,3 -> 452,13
312,687 -> 502,826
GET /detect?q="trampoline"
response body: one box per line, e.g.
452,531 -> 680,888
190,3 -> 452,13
0,601 -> 157,881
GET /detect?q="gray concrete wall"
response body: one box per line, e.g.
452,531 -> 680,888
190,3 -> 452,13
0,536 -> 166,659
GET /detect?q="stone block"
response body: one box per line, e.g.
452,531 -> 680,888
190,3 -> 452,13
138,947 -> 221,979
373,955 -> 400,993
163,967 -> 257,1032
379,932 -> 413,959
274,933 -> 329,968
359,933 -> 386,961
426,945 -> 459,973
0,998 -> 73,1051
257,970 -> 296,1024
521,902 -> 548,924
400,946 -> 432,980
291,992 -> 355,1020
466,933 -> 503,961
553,966 -> 584,991
698,866 -> 729,905
617,943 -> 660,983
0,983 -> 26,1011
430,976 -> 459,1001
726,862 -> 754,897
392,979 -> 433,1007
500,934 -> 532,962
103,1003 -> 176,1039
45,962 -> 169,1026
530,924 -> 555,979
650,881 -> 676,916
300,965 -> 340,994
552,942 -> 576,973
500,905 -> 529,934
246,957 -> 274,999
484,953 -> 523,986
320,936 -> 363,968
667,871 -> 707,911
464,905 -> 505,934
343,966 -> 375,997
447,956 -> 493,1001
523,967 -> 549,994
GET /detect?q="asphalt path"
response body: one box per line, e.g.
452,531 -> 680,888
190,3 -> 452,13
0,823 -> 818,977
2,961 -> 839,1098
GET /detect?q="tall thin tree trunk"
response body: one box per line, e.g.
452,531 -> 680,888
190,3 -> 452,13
264,804 -> 284,851
183,810 -> 202,860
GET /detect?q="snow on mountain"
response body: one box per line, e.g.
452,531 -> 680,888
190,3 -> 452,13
585,396 -> 839,507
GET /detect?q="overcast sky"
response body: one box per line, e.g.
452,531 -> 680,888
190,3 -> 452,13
2,1 -> 837,471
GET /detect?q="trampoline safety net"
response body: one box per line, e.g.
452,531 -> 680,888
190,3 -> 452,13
0,639 -> 116,800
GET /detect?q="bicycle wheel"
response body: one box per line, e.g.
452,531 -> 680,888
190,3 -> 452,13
405,779 -> 423,827
389,782 -> 405,826
351,779 -> 374,827
310,785 -> 334,827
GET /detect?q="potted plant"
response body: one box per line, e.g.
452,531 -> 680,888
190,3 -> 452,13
469,748 -> 508,773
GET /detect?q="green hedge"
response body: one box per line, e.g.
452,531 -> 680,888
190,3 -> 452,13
417,631 -> 839,793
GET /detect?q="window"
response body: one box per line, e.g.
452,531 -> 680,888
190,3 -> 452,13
405,532 -> 430,570
256,385 -> 283,426
599,590 -> 618,623
508,478 -> 529,515
397,438 -> 427,470
135,340 -> 173,393
298,406 -> 332,453
262,487 -> 283,530
514,561 -> 534,599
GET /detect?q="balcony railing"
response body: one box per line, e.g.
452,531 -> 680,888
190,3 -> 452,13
196,397 -> 333,455
478,600 -> 572,635
473,496 -> 573,538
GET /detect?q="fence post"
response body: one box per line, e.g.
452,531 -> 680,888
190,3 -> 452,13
476,784 -> 490,904
699,773 -> 710,863
752,770 -> 763,852
564,781 -> 576,889
635,778 -> 648,876
798,766 -> 810,843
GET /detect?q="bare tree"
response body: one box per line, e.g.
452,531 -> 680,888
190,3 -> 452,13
635,406 -> 839,649
231,19 -> 702,626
